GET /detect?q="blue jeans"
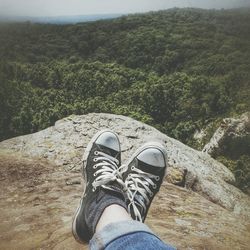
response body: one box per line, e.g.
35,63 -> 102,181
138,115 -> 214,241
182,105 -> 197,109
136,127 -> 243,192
89,220 -> 176,250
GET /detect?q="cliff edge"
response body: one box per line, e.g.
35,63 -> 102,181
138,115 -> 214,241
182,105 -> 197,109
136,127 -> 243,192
0,113 -> 249,249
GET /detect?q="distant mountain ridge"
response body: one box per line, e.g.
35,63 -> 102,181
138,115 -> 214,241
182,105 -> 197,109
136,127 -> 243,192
0,13 -> 125,24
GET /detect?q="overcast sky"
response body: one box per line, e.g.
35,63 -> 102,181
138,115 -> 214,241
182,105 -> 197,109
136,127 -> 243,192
0,0 -> 250,17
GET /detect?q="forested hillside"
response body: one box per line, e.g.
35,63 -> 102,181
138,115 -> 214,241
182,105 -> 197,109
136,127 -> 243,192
0,8 -> 250,190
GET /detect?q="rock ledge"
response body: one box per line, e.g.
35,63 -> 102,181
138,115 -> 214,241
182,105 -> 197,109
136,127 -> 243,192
1,113 -> 249,217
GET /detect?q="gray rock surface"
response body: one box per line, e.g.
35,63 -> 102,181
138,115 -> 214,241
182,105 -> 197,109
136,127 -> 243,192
1,153 -> 249,249
203,112 -> 250,156
0,113 -> 249,217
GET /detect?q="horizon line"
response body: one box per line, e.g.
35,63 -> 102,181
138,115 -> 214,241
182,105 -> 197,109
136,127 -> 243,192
1,6 -> 249,18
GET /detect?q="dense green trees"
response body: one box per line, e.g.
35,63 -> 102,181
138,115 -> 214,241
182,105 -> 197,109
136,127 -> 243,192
0,60 -> 239,142
1,8 -> 249,139
1,8 -> 249,141
0,8 -> 249,191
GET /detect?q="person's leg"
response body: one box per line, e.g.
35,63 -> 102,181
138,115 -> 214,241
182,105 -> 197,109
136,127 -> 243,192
89,142 -> 175,250
90,204 -> 175,250
72,131 -> 175,249
72,130 -> 127,242
96,204 -> 132,232
104,231 -> 175,250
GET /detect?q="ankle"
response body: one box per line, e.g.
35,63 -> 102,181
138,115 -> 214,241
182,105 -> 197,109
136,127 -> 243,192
96,204 -> 132,232
85,188 -> 128,236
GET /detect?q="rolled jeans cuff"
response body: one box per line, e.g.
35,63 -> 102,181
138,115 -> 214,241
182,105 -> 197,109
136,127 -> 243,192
89,220 -> 154,250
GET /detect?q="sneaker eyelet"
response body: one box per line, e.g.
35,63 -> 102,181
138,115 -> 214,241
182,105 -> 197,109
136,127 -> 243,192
153,184 -> 157,189
94,173 -> 97,177
92,187 -> 96,192
93,165 -> 97,169
94,151 -> 99,155
93,158 -> 98,162
155,176 -> 160,181
131,166 -> 135,170
150,192 -> 153,197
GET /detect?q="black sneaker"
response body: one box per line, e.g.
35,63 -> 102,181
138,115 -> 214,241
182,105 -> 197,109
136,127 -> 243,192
123,142 -> 168,222
72,130 -> 125,243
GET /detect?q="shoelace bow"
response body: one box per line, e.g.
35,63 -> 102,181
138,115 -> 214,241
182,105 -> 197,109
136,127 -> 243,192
92,151 -> 125,191
124,167 -> 160,222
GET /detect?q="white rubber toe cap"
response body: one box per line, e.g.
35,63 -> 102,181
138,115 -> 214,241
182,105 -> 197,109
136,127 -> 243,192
95,132 -> 120,151
137,148 -> 165,168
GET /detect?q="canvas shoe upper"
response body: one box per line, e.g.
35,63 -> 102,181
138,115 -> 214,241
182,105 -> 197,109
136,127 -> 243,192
123,142 -> 168,222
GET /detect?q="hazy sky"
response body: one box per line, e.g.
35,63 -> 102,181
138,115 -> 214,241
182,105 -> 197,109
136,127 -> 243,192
0,0 -> 250,17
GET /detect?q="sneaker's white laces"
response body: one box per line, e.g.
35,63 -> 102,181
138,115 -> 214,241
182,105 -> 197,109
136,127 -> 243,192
92,151 -> 125,191
124,166 -> 159,222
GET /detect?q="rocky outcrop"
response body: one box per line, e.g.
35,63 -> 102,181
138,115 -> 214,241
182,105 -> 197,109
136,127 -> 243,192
203,112 -> 250,156
1,113 -> 249,217
1,153 -> 250,250
0,113 -> 250,249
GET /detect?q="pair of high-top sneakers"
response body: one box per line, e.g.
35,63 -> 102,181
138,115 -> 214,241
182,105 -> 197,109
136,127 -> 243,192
72,130 -> 168,243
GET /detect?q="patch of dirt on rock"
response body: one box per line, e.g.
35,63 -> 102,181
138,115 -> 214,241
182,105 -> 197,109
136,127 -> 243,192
0,153 -> 86,250
0,152 -> 249,249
